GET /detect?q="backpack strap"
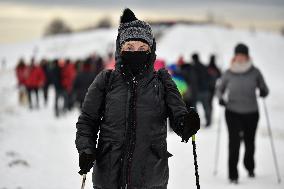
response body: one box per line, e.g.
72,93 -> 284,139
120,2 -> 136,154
155,69 -> 170,117
154,69 -> 167,92
105,69 -> 113,94
99,69 -> 113,122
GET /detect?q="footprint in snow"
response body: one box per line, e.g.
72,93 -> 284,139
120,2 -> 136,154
8,159 -> 29,168
6,151 -> 19,158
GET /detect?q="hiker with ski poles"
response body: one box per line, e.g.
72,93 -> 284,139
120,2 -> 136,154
75,8 -> 200,189
216,43 -> 269,184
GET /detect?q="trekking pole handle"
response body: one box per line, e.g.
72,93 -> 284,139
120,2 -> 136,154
192,135 -> 196,142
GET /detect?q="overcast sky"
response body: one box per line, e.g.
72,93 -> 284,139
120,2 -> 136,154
0,0 -> 284,43
1,0 -> 284,7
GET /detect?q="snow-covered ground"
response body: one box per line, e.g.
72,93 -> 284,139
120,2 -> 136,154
0,25 -> 283,189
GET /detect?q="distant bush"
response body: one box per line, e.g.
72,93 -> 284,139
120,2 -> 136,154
281,26 -> 284,36
96,17 -> 112,29
76,17 -> 113,32
44,18 -> 72,36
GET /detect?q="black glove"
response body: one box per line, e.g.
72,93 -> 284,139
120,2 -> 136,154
78,152 -> 96,175
181,108 -> 200,143
260,90 -> 268,98
219,98 -> 226,107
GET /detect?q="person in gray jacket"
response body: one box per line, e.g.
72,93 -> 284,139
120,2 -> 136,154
217,43 -> 269,184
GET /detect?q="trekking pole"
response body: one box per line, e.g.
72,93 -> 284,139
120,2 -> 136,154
192,135 -> 201,189
262,99 -> 281,184
81,174 -> 87,189
213,106 -> 223,176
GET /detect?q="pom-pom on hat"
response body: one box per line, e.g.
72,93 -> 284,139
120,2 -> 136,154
117,8 -> 154,50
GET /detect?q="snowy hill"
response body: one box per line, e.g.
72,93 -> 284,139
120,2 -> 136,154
0,28 -> 117,69
0,25 -> 283,189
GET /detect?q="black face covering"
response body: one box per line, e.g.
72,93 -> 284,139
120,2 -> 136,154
121,51 -> 150,76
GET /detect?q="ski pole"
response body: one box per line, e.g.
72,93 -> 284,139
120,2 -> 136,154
213,106 -> 223,176
192,135 -> 201,189
81,174 -> 87,189
262,99 -> 281,184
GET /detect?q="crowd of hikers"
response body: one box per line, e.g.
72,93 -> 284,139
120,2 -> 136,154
15,53 -> 110,117
169,53 -> 221,127
15,51 -> 221,122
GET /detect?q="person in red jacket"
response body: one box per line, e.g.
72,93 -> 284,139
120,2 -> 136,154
26,58 -> 46,109
154,58 -> 166,71
15,58 -> 28,105
61,59 -> 76,110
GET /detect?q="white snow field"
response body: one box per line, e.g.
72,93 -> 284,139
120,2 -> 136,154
0,28 -> 117,69
0,25 -> 284,189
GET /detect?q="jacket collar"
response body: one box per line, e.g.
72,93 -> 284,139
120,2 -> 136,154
115,55 -> 155,84
229,61 -> 253,74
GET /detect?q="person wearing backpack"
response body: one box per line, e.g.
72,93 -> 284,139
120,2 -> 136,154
75,8 -> 200,189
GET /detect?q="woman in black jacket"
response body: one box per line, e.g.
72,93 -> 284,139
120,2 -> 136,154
75,8 -> 200,189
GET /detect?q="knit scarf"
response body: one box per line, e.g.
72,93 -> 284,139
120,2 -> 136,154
230,61 -> 252,74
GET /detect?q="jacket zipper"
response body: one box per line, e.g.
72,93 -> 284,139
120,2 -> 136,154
121,79 -> 138,188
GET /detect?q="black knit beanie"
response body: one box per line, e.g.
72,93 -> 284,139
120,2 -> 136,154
235,43 -> 249,56
117,8 -> 154,51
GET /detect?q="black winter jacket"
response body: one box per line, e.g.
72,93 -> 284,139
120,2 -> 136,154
76,57 -> 188,189
73,71 -> 96,104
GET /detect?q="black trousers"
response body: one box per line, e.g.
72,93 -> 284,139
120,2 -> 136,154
27,87 -> 39,109
197,92 -> 212,126
225,109 -> 259,180
54,89 -> 68,117
43,84 -> 49,105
